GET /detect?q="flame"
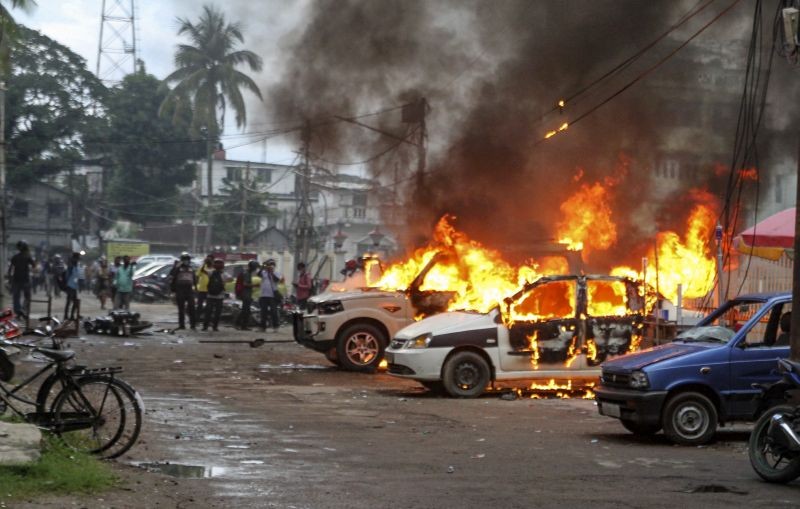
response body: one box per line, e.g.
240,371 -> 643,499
586,338 -> 598,363
586,279 -> 628,317
611,191 -> 717,302
376,215 -> 567,314
507,279 -> 576,324
527,331 -> 540,368
556,181 -> 617,253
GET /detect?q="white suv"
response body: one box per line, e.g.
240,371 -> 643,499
293,256 -> 452,372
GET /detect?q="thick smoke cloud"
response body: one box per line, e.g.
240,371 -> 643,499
236,0 -> 794,269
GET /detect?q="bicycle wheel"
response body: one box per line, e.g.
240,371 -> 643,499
53,377 -> 142,459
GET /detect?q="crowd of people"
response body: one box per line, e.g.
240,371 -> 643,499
6,241 -> 317,332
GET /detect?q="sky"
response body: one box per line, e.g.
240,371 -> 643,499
16,0 -> 308,165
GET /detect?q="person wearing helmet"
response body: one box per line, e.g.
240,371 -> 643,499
8,240 -> 34,318
235,260 -> 259,330
63,252 -> 82,320
203,259 -> 226,331
170,252 -> 197,330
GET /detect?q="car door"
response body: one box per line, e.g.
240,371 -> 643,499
727,299 -> 791,417
499,277 -> 585,373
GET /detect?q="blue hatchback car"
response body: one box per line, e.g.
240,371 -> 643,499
595,292 -> 792,445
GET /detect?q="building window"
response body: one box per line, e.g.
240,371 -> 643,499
353,207 -> 366,219
11,200 -> 28,217
47,202 -> 63,219
225,166 -> 242,181
255,168 -> 271,183
352,193 -> 367,207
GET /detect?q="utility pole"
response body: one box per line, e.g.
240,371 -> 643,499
400,98 -> 429,189
203,128 -> 213,252
294,121 -> 314,267
239,162 -> 250,250
0,83 -> 6,310
791,141 -> 800,362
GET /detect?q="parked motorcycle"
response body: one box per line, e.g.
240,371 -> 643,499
748,358 -> 800,483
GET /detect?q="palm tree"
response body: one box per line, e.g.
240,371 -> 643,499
161,4 -> 263,248
0,0 -> 36,66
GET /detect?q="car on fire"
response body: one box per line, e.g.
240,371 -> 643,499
293,253 -> 456,372
595,292 -> 793,445
384,274 -> 645,397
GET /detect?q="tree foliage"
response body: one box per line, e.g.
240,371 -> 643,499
104,70 -> 205,220
160,4 -> 263,133
0,0 -> 36,68
5,25 -> 106,189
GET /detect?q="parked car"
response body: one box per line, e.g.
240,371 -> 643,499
135,254 -> 177,266
293,253 -> 456,372
385,274 -> 644,396
595,292 -> 793,445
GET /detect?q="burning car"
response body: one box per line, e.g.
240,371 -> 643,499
293,253 -> 456,372
385,274 -> 644,397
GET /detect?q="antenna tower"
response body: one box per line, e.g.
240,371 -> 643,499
96,0 -> 139,85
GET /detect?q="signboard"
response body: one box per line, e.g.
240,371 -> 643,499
209,252 -> 257,261
106,242 -> 149,259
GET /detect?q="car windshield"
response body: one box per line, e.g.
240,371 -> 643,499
674,326 -> 734,344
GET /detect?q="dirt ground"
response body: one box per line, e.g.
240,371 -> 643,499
6,293 -> 800,508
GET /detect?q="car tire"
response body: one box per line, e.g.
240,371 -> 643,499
662,391 -> 718,445
621,419 -> 661,436
336,323 -> 386,373
442,351 -> 490,398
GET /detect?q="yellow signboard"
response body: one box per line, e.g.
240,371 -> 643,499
106,242 -> 149,259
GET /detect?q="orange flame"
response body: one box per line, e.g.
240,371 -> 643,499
556,181 -> 617,253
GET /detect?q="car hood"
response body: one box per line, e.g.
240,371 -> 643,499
601,342 -> 708,372
396,310 -> 494,339
310,289 -> 404,303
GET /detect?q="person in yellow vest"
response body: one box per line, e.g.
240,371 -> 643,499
195,254 -> 214,322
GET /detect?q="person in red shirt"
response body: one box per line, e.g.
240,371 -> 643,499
293,262 -> 312,311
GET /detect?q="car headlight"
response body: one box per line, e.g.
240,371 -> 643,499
405,333 -> 433,349
318,300 -> 344,315
629,370 -> 650,389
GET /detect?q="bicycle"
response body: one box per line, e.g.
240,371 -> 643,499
0,318 -> 143,459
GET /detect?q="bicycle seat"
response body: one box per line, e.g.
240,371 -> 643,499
34,348 -> 75,362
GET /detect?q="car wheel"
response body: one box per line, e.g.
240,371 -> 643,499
621,419 -> 661,436
336,323 -> 386,373
324,347 -> 341,367
442,351 -> 490,398
662,391 -> 718,445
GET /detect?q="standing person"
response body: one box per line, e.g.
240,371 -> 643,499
7,240 -> 34,318
95,258 -> 112,310
113,256 -> 135,310
293,262 -> 312,311
170,253 -> 197,330
77,258 -> 86,294
109,256 -> 121,304
258,259 -> 283,332
63,252 -> 81,320
203,259 -> 225,331
51,254 -> 65,297
235,260 -> 259,331
195,254 -> 213,323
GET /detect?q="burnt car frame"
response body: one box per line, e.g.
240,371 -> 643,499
385,275 -> 644,397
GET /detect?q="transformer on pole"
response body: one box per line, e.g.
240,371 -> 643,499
96,0 -> 138,85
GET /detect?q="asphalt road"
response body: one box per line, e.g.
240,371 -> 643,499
11,295 -> 800,508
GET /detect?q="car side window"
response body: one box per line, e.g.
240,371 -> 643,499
743,302 -> 791,348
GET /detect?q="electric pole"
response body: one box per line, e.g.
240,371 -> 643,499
204,127 -> 213,252
0,83 -> 6,310
96,0 -> 138,86
293,121 -> 314,267
239,162 -> 250,250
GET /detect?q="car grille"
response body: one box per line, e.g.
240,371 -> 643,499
600,370 -> 630,388
390,338 -> 406,349
388,363 -> 415,375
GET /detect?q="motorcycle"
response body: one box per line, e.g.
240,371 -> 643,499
133,280 -> 170,303
748,358 -> 800,483
0,308 -> 22,340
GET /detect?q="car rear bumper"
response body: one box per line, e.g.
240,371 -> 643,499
595,385 -> 668,425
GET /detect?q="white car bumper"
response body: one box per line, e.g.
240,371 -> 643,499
385,347 -> 452,381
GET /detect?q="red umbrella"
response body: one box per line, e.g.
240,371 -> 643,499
737,207 -> 795,260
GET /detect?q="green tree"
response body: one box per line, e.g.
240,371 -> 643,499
208,176 -> 278,246
160,4 -> 263,244
5,25 -> 107,189
105,69 -> 205,221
